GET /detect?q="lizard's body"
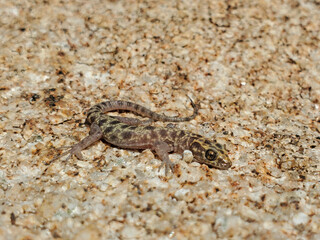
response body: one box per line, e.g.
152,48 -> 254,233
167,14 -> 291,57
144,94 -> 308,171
54,99 -> 231,174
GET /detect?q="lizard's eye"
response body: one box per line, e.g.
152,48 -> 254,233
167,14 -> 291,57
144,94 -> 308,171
205,149 -> 217,161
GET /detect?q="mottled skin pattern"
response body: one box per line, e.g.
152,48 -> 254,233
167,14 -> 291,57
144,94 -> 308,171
54,99 -> 231,175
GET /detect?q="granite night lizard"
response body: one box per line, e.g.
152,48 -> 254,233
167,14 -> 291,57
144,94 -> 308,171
53,99 -> 232,175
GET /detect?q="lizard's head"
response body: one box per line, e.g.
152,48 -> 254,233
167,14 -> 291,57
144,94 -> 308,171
189,139 -> 231,170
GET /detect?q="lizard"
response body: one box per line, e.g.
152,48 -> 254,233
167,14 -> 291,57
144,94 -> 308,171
53,98 -> 232,175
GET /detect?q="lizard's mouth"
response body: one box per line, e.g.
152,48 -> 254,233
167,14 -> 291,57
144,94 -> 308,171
214,157 -> 232,170
195,156 -> 232,170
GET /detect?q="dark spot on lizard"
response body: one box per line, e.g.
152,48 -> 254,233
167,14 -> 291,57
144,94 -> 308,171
204,140 -> 211,145
126,102 -> 132,107
217,149 -> 224,154
109,134 -> 118,142
121,131 -> 133,139
98,118 -> 108,126
150,131 -> 158,139
215,143 -> 223,149
120,124 -> 130,129
140,134 -> 149,143
213,143 -> 225,154
129,126 -> 137,130
159,129 -> 167,138
145,126 -> 156,130
190,142 -> 204,153
95,104 -> 102,110
194,134 -> 203,138
110,120 -> 121,125
178,131 -> 186,139
188,137 -> 199,145
104,101 -> 112,108
104,126 -> 115,133
151,112 -> 158,119
86,115 -> 94,124
164,139 -> 174,147
169,130 -> 177,139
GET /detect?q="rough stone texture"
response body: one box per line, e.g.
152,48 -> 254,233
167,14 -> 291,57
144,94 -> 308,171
0,0 -> 319,239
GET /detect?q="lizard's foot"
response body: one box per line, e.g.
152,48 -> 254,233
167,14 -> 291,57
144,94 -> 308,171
158,158 -> 175,176
52,143 -> 85,161
51,123 -> 103,162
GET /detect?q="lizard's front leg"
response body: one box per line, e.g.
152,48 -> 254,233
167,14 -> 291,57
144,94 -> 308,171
52,123 -> 103,161
153,141 -> 175,175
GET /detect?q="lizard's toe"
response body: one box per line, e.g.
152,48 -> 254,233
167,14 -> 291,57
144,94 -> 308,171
74,151 -> 84,160
158,159 -> 175,176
